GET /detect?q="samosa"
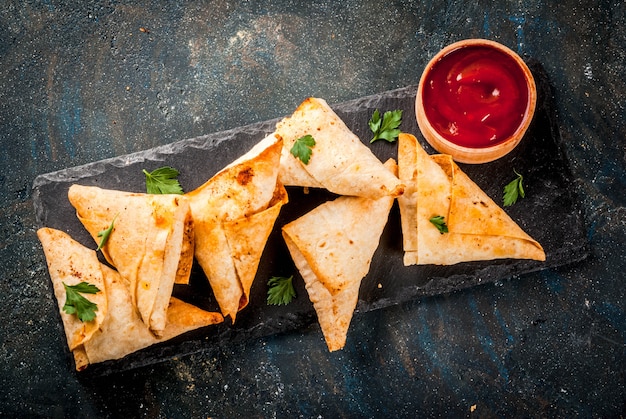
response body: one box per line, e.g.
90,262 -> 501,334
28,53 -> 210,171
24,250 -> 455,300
282,159 -> 397,351
274,97 -> 404,199
68,185 -> 193,336
397,133 -> 545,266
186,134 -> 288,321
37,228 -> 223,371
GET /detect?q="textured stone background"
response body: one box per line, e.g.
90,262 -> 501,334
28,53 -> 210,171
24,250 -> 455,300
1,1 -> 624,417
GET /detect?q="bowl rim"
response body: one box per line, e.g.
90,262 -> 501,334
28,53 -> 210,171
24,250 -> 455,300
415,38 -> 537,164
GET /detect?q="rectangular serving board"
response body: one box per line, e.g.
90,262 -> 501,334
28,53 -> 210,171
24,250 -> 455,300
33,61 -> 588,375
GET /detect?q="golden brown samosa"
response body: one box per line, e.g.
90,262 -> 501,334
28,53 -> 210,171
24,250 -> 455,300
186,134 -> 287,321
274,97 -> 404,199
37,227 -> 108,351
397,133 -> 545,266
37,228 -> 223,371
282,159 -> 397,351
68,185 -> 193,337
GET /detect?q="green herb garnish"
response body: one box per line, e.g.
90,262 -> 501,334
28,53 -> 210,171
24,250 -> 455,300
62,282 -> 101,322
369,109 -> 403,143
429,215 -> 449,234
503,169 -> 525,207
143,166 -> 184,194
96,214 -> 117,251
267,275 -> 296,306
290,135 -> 316,165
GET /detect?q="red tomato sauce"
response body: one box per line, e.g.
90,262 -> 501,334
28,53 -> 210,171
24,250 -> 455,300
422,45 -> 529,148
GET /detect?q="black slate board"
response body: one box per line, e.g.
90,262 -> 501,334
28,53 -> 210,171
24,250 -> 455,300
32,60 -> 588,376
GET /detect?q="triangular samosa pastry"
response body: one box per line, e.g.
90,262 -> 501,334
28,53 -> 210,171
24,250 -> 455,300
37,228 -> 223,371
282,159 -> 397,351
37,227 -> 108,351
274,97 -> 404,199
75,265 -> 222,371
186,134 -> 288,321
68,184 -> 194,337
397,133 -> 545,266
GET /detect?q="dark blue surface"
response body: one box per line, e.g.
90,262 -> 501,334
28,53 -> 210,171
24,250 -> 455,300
1,1 -> 624,417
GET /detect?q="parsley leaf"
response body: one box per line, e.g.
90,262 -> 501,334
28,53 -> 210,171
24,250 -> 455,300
369,109 -> 403,143
63,282 -> 101,322
429,215 -> 449,234
267,275 -> 296,306
290,135 -> 316,165
143,167 -> 184,195
96,214 -> 117,251
503,169 -> 525,207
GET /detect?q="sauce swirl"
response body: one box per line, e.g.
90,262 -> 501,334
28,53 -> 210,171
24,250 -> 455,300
422,45 -> 529,148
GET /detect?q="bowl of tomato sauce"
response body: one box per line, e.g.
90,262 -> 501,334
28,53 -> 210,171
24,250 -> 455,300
416,39 -> 536,164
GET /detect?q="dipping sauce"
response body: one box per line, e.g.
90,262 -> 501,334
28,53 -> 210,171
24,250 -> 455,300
421,44 -> 530,148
